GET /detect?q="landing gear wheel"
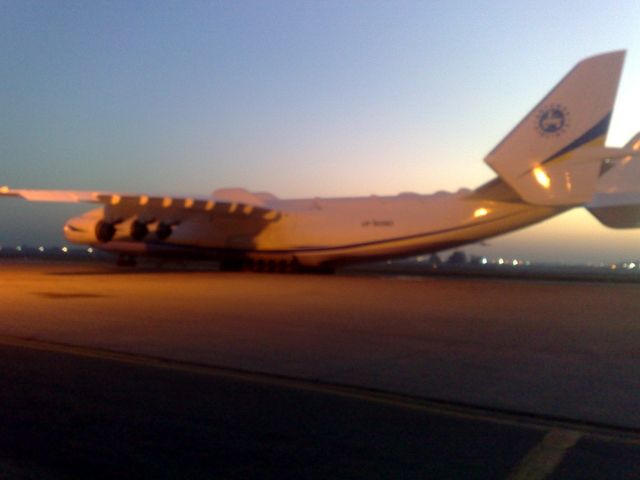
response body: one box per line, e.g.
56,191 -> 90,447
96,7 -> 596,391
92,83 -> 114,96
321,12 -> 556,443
277,259 -> 289,273
116,254 -> 137,267
220,258 -> 244,272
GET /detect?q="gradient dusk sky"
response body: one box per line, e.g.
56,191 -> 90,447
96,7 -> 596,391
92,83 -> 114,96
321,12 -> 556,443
1,1 -> 639,263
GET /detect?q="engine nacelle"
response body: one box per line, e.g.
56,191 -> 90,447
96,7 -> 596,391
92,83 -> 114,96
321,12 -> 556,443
64,208 -> 179,244
130,220 -> 149,241
63,209 -> 115,244
155,222 -> 173,241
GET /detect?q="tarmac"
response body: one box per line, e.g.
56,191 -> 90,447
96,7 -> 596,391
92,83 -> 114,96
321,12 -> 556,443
1,260 -> 639,478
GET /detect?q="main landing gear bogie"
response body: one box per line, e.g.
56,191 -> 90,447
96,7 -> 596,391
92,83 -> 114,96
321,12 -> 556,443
116,253 -> 138,267
218,257 -> 289,273
229,257 -> 335,275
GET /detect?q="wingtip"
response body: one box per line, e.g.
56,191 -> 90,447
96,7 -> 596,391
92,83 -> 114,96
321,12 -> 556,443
578,49 -> 626,65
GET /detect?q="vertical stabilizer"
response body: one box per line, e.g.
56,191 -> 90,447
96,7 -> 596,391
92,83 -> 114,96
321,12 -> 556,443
485,51 -> 625,206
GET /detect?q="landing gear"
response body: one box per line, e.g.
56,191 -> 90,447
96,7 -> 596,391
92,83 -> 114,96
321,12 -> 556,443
219,258 -> 244,272
244,257 -> 288,273
116,254 -> 137,267
240,256 -> 334,274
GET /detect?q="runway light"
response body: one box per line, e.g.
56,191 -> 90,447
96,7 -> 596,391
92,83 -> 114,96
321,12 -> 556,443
611,264 -> 617,270
512,259 -> 519,266
498,258 -> 504,265
61,246 -> 68,253
16,245 -> 22,252
473,207 -> 490,218
629,262 -> 637,269
481,257 -> 488,265
533,167 -> 551,189
87,247 -> 94,254
38,246 -> 45,252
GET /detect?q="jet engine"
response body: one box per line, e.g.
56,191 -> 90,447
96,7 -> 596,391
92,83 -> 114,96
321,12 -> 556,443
130,220 -> 150,241
155,222 -> 173,240
63,209 -> 118,244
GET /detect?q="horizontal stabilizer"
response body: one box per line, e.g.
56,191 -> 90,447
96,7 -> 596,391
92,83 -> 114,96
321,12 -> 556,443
587,132 -> 640,228
588,203 -> 640,229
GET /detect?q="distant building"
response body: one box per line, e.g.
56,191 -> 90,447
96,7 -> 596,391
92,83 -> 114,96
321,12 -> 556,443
446,251 -> 467,265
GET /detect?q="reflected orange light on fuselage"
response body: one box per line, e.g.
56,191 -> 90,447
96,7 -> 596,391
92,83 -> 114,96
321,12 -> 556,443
533,167 -> 551,189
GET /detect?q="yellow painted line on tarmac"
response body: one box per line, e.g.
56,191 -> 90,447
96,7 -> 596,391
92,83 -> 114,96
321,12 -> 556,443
507,429 -> 582,480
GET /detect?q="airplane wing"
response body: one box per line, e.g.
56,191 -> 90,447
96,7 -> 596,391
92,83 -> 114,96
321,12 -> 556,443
0,186 -> 280,219
0,186 -> 103,203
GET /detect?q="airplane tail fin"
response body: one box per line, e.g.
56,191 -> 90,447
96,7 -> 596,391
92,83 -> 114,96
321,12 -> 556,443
485,51 -> 627,206
587,132 -> 640,228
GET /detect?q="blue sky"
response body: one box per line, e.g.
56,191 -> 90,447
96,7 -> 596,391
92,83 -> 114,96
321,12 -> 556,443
1,1 -> 639,262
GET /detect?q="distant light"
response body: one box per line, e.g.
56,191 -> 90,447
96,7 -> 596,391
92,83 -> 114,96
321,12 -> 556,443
0,185 -> 9,193
61,246 -> 68,253
533,167 -> 551,189
416,256 -> 425,263
512,259 -> 519,266
87,247 -> 94,254
184,198 -> 195,208
481,257 -> 488,265
110,194 -> 121,205
611,264 -> 617,270
629,262 -> 637,269
16,245 -> 22,252
473,207 -> 489,218
38,246 -> 45,252
498,258 -> 504,265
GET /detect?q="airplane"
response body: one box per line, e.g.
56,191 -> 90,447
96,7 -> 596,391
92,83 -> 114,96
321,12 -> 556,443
2,50 -> 640,273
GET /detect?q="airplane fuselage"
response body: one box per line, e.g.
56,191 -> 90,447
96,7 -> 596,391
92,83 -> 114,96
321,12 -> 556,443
67,182 -> 559,269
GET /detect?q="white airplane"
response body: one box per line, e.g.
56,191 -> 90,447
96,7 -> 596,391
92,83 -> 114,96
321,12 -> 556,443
2,51 -> 640,272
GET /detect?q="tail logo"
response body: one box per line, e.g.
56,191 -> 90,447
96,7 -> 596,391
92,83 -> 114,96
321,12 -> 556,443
536,104 -> 570,137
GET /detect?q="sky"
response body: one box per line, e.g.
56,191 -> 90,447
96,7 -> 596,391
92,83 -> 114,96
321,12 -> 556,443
1,0 -> 639,263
